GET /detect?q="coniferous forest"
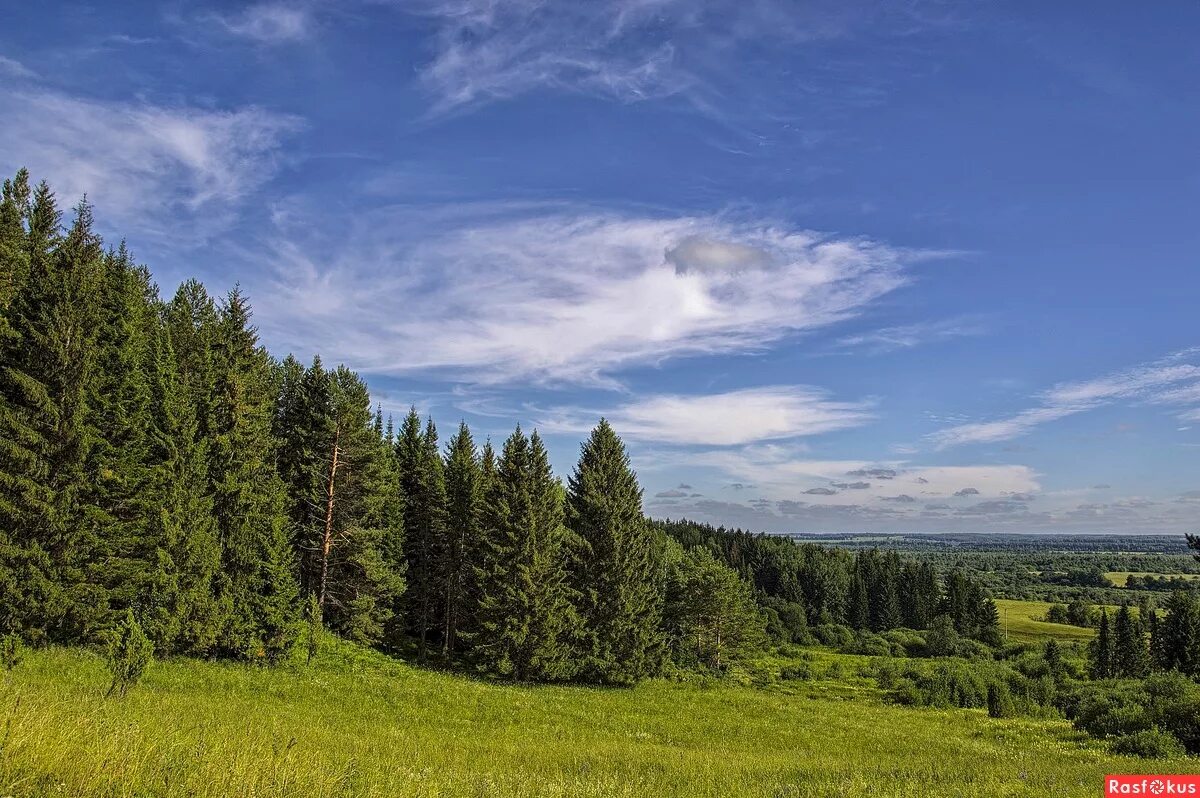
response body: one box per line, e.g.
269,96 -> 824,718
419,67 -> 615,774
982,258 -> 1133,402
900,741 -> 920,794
3,172 -> 1200,789
0,169 -> 1007,679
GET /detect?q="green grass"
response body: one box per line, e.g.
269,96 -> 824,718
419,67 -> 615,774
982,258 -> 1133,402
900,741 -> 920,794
0,641 -> 1181,797
995,599 -> 1098,644
1105,571 -> 1200,588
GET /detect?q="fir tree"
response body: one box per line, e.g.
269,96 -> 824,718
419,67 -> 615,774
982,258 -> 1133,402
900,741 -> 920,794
1113,604 -> 1148,678
566,419 -> 664,684
208,289 -> 297,661
1091,610 -> 1113,679
0,192 -> 105,643
395,409 -> 448,659
473,427 -> 579,681
442,422 -> 482,656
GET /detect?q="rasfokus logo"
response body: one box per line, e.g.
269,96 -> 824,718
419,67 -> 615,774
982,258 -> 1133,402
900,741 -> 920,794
1106,775 -> 1200,796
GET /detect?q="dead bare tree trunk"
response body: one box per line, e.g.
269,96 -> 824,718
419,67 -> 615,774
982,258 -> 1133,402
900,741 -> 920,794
318,426 -> 341,612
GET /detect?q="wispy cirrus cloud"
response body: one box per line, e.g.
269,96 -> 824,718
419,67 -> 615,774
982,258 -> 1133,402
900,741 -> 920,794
833,316 -> 987,354
212,2 -> 314,44
930,350 -> 1200,448
256,206 -> 927,385
408,0 -> 958,116
538,386 -> 873,445
0,86 -> 300,242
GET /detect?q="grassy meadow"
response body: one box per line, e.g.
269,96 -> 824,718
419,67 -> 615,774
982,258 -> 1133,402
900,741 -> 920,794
995,599 -> 1097,644
0,639 -> 1181,798
1105,571 -> 1200,587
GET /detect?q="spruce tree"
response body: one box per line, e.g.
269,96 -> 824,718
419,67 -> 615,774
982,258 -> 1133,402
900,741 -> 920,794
0,192 -> 105,643
1091,610 -> 1113,679
566,419 -> 664,684
1114,604 -> 1148,677
138,321 -> 222,654
0,169 -> 30,311
442,421 -> 482,656
473,426 -> 579,681
395,409 -> 448,658
208,289 -> 296,661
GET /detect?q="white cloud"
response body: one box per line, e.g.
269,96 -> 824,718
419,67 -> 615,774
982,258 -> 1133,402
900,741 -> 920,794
217,3 -> 313,43
930,351 -> 1200,448
256,207 -> 919,385
0,55 -> 35,79
0,87 -> 300,241
539,386 -> 873,445
409,0 -> 951,115
834,316 -> 986,353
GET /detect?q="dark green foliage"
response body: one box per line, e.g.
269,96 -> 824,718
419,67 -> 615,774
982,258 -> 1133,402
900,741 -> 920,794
0,192 -> 105,644
105,610 -> 153,698
1090,611 -> 1113,679
1156,590 -> 1200,676
1066,672 -> 1200,755
1111,604 -> 1148,678
207,289 -> 297,661
305,592 -> 322,665
441,422 -> 482,655
0,633 -> 25,673
567,419 -> 665,684
1110,729 -> 1186,759
472,427 -> 580,681
395,410 -> 448,659
275,360 -> 404,646
986,681 -> 1016,718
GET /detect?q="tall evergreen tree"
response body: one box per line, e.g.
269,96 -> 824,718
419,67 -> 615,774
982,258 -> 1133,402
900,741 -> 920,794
208,289 -> 297,660
1112,603 -> 1148,678
1158,590 -> 1200,677
0,169 -> 30,311
137,321 -> 222,654
0,192 -> 105,643
566,419 -> 664,684
1091,610 -> 1113,679
395,409 -> 448,659
442,422 -> 482,656
473,427 -> 579,681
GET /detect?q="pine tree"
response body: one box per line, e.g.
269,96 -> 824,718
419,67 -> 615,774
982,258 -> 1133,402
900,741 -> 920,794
395,409 -> 448,659
566,419 -> 664,684
208,288 -> 296,661
472,427 -> 579,681
442,422 -> 482,656
0,192 -> 105,643
846,570 -> 870,629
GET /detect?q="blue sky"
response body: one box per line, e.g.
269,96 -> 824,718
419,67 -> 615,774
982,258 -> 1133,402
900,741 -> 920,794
3,1 -> 1199,534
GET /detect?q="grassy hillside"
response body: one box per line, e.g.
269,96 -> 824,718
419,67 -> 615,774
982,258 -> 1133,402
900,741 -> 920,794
0,642 -> 1177,797
995,599 -> 1097,644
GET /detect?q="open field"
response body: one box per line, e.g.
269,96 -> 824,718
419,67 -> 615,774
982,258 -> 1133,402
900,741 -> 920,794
995,599 -> 1097,644
1105,571 -> 1200,587
0,642 -> 1180,798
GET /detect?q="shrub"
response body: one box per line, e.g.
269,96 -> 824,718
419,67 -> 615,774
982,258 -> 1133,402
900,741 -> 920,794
987,682 -> 1017,718
106,611 -> 154,698
843,631 -> 892,657
1111,729 -> 1186,759
824,661 -> 846,680
0,633 -> 25,674
779,662 -> 813,681
305,593 -> 322,665
812,624 -> 855,649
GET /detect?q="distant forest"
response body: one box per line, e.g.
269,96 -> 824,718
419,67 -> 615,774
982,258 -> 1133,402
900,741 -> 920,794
1,170 -> 1198,690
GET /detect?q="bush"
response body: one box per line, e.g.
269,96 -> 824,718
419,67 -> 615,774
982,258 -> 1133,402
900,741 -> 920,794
1111,729 -> 1186,759
0,633 -> 25,674
842,631 -> 893,657
106,611 -> 154,698
987,682 -> 1017,718
779,662 -> 813,681
812,624 -> 855,648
